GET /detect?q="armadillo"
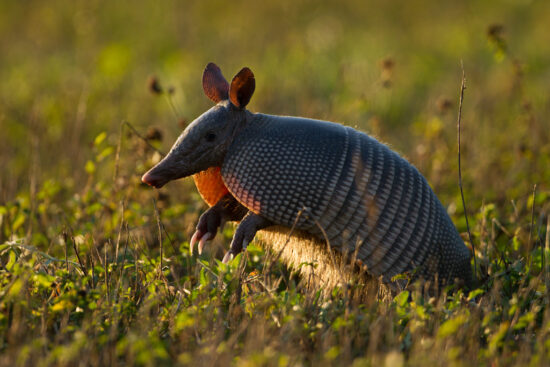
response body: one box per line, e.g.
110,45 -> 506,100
142,63 -> 472,289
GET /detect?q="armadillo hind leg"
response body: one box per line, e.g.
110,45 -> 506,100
191,194 -> 248,254
223,211 -> 273,263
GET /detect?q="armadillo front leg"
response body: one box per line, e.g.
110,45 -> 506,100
190,193 -> 248,254
222,212 -> 273,263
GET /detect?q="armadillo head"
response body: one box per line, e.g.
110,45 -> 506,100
141,63 -> 255,188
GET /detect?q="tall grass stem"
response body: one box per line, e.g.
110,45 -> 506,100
457,62 -> 477,281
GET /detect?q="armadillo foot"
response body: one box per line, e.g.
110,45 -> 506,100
222,211 -> 272,263
191,194 -> 248,255
190,208 -> 222,254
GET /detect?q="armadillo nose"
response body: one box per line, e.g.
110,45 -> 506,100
141,172 -> 165,188
141,172 -> 154,186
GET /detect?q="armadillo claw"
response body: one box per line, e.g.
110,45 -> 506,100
190,232 -> 197,254
189,230 -> 203,254
222,239 -> 249,264
198,233 -> 212,255
222,251 -> 234,264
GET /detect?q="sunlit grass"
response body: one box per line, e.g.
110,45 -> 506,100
1,0 -> 550,365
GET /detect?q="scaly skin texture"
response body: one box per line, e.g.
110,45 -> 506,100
191,167 -> 392,298
221,113 -> 472,287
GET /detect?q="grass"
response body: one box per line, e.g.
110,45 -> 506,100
1,0 -> 550,365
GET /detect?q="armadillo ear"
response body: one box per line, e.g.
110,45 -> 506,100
229,67 -> 255,109
202,63 -> 229,103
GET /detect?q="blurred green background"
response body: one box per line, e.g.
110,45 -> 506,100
1,0 -> 549,205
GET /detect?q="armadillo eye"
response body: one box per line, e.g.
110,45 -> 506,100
205,132 -> 216,142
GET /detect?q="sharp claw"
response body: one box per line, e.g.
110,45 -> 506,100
222,251 -> 234,264
190,231 -> 201,254
198,233 -> 212,255
242,239 -> 250,250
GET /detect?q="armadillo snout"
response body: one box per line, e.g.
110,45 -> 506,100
141,171 -> 168,188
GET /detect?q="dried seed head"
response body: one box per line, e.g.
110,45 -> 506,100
380,57 -> 395,71
518,143 -> 527,154
146,127 -> 163,141
148,76 -> 163,95
380,57 -> 394,88
487,24 -> 504,39
436,97 -> 452,114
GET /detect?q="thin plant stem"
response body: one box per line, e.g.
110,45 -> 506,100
152,198 -> 163,278
457,61 -> 477,281
526,184 -> 537,274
